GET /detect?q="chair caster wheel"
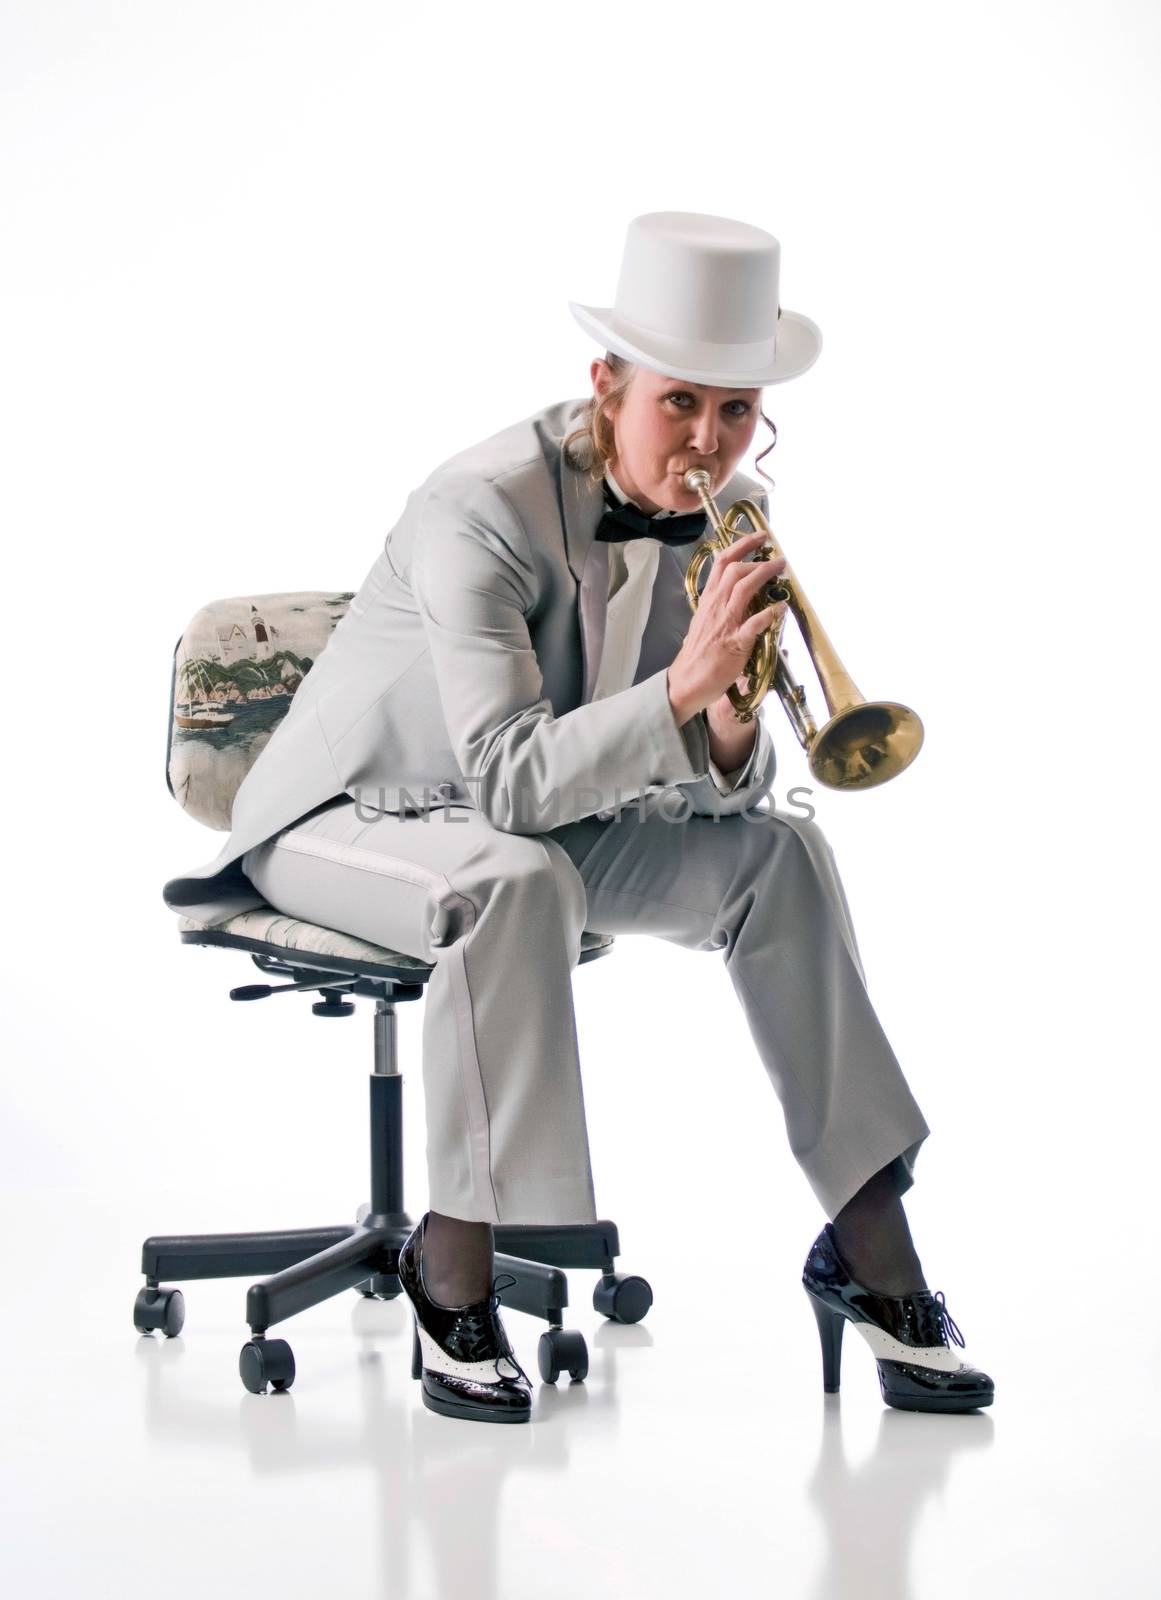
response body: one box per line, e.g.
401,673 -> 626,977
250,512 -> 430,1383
239,1337 -> 296,1394
593,1272 -> 653,1324
538,1327 -> 588,1384
134,1286 -> 185,1337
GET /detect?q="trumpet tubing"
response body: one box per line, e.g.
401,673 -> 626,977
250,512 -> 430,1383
681,468 -> 924,791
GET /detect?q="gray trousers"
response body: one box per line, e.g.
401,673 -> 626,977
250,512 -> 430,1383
241,794 -> 930,1225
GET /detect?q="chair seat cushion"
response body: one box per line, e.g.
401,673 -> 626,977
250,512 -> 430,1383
178,906 -> 435,971
177,903 -> 614,973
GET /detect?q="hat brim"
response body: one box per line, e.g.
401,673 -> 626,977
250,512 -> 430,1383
568,301 -> 822,386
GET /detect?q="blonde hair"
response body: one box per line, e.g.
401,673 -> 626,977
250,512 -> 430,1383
562,351 -> 636,484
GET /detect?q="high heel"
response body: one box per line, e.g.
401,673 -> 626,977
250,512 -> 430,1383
802,1221 -> 994,1413
397,1212 -> 533,1424
809,1295 -> 845,1393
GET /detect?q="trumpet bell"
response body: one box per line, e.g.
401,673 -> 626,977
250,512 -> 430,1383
809,702 -> 925,791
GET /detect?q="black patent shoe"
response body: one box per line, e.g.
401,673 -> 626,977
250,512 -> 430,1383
396,1213 -> 533,1424
802,1222 -> 994,1413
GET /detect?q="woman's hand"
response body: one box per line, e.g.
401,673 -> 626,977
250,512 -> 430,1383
667,530 -> 787,726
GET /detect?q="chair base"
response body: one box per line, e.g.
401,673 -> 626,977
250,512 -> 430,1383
139,1211 -> 627,1332
137,1209 -> 647,1394
136,947 -> 653,1392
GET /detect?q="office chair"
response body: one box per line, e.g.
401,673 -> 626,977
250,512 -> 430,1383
139,590 -> 653,1394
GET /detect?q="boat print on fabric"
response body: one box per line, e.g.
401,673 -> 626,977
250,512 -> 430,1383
167,591 -> 354,830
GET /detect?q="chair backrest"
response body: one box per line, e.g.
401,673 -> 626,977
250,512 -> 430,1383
167,590 -> 353,831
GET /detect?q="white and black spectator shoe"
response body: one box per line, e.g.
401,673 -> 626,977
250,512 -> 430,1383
802,1222 -> 994,1413
397,1212 -> 533,1424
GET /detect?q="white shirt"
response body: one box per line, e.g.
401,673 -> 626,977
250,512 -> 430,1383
594,467 -> 758,795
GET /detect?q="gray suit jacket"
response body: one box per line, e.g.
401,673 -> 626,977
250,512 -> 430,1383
162,396 -> 777,923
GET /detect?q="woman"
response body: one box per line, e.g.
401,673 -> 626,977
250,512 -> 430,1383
178,211 -> 993,1424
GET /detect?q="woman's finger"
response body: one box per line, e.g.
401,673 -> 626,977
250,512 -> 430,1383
704,530 -> 767,587
743,601 -> 787,636
723,555 -> 787,618
712,531 -> 768,570
721,548 -> 786,589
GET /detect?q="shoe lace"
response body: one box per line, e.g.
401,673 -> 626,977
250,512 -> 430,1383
455,1272 -> 531,1384
919,1289 -> 965,1349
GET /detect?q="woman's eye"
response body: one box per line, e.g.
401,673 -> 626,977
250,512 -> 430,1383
665,393 -> 752,417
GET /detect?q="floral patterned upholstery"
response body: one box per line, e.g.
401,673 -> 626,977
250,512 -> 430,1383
178,909 -> 434,970
167,590 -> 354,831
178,909 -> 615,975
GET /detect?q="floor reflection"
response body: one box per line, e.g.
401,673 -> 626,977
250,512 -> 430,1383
807,1396 -> 994,1600
133,1289 -> 995,1599
134,1296 -> 651,1598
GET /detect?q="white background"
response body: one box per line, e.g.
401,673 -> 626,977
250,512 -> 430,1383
2,3 -> 1158,1597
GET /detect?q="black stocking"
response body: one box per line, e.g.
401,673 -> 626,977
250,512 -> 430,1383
830,1162 -> 927,1297
420,1211 -> 496,1308
422,1167 -> 925,1308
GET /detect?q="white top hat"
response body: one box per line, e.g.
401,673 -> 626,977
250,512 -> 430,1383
569,210 -> 821,387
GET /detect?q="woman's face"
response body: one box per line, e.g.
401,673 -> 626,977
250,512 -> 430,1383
592,358 -> 762,514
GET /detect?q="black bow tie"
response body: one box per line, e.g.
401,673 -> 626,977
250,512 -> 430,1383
594,478 -> 708,546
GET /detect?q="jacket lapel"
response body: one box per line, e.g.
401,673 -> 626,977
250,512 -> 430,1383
555,405 -> 609,700
578,537 -> 610,702
559,425 -> 603,584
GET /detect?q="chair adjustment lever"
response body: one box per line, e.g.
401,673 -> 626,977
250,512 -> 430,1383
229,976 -> 356,1002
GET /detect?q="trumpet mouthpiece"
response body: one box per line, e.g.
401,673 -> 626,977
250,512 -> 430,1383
684,468 -> 711,492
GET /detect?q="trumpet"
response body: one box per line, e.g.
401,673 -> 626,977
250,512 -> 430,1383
682,468 -> 924,791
